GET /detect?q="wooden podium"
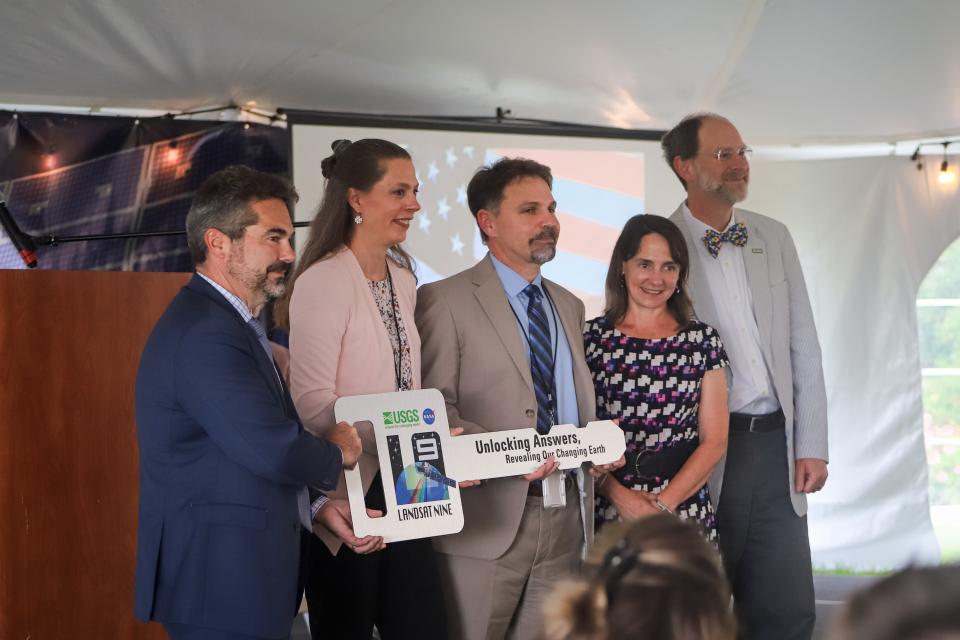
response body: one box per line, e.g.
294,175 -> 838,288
0,270 -> 190,639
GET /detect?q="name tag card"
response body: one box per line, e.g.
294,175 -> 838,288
334,389 -> 625,542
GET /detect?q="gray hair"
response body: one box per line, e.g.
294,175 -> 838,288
185,165 -> 298,265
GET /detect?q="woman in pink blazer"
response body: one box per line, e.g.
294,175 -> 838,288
274,139 -> 445,639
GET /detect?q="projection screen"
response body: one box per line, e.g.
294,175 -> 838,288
290,121 -> 685,319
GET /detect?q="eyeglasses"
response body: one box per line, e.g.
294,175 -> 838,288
706,146 -> 753,162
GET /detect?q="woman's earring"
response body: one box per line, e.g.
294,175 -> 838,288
353,213 -> 363,225
620,274 -> 626,288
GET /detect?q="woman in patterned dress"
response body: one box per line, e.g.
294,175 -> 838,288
585,214 -> 729,540
273,139 -> 447,639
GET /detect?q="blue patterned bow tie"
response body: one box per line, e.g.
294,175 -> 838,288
702,222 -> 748,258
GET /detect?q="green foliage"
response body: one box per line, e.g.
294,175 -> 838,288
919,239 -> 960,298
918,307 -> 960,368
813,567 -> 892,576
918,240 -> 960,552
927,440 -> 960,506
939,531 -> 960,562
921,377 -> 960,427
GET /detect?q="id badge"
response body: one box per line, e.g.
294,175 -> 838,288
541,471 -> 566,509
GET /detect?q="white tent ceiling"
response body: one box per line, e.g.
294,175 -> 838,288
0,0 -> 957,144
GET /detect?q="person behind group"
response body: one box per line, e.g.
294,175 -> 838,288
663,113 -> 829,640
542,513 -> 736,640
585,214 -> 729,540
273,138 -> 447,639
827,564 -> 960,640
416,157 -> 622,640
134,165 -> 362,640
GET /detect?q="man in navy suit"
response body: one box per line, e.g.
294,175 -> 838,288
134,166 -> 363,640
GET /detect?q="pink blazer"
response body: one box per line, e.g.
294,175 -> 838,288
288,246 -> 421,554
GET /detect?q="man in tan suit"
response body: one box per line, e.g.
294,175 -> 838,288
416,158 -> 608,640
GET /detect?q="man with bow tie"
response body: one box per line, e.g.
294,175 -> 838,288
664,114 -> 829,640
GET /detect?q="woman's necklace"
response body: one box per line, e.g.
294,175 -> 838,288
384,265 -> 405,390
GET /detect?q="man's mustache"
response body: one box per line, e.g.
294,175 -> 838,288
267,262 -> 292,277
531,227 -> 559,244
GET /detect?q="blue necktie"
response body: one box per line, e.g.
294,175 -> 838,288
524,284 -> 555,435
248,317 -> 313,531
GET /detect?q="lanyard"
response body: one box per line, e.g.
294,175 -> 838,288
384,266 -> 406,391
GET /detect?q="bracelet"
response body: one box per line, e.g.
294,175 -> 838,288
596,473 -> 609,488
654,497 -> 674,515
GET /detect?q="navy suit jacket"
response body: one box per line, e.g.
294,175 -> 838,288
134,274 -> 342,638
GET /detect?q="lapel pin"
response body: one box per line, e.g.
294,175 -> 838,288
752,248 -> 764,254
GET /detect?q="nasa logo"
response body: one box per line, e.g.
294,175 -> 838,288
423,408 -> 436,425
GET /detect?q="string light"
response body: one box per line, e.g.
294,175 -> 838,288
938,142 -> 956,185
164,140 -> 181,164
938,164 -> 956,185
42,149 -> 57,170
910,140 -> 957,184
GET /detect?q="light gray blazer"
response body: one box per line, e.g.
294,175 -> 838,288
415,255 -> 596,559
670,205 -> 828,516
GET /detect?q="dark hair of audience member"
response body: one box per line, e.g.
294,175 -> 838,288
466,156 -> 553,242
273,138 -> 413,329
542,514 -> 735,640
828,564 -> 960,640
603,214 -> 694,329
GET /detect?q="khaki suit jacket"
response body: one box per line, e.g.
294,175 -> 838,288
415,255 -> 597,560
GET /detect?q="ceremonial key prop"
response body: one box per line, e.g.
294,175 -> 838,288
335,389 -> 625,542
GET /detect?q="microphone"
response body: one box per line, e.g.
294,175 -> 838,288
0,198 -> 38,268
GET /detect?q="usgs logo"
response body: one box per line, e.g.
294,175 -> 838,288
383,409 -> 420,426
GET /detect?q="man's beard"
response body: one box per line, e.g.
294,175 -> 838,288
697,169 -> 749,205
227,249 -> 291,302
258,262 -> 291,299
529,227 -> 559,265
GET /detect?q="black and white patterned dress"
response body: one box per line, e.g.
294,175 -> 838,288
584,316 -> 728,540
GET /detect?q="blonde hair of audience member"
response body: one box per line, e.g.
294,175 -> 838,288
828,564 -> 960,640
542,514 -> 735,640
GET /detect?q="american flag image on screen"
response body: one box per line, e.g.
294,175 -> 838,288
398,143 -> 645,317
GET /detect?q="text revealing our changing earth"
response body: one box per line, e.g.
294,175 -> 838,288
448,420 -> 625,481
